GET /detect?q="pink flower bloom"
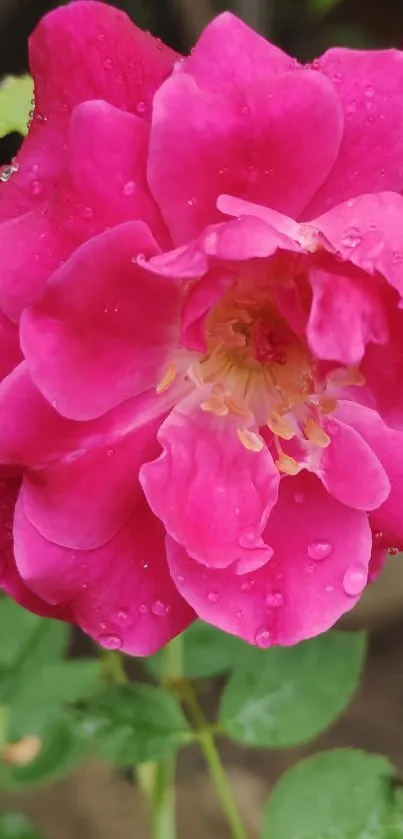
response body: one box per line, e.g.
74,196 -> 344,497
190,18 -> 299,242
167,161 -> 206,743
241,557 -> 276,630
1,3 -> 403,652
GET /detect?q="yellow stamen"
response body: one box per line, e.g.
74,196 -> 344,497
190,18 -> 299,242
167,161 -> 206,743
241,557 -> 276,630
267,410 -> 295,441
156,363 -> 176,394
237,428 -> 264,452
298,224 -> 322,253
319,396 -> 338,414
304,418 -> 331,448
275,454 -> 302,475
201,394 -> 229,416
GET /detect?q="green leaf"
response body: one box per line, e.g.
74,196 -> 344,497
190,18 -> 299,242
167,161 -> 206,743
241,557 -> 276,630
0,76 -> 33,139
0,601 -> 68,674
7,660 -> 102,740
220,631 -> 366,747
308,0 -> 343,14
27,660 -> 102,703
147,620 -> 246,680
0,813 -> 43,839
0,602 -> 44,670
262,749 -> 394,839
77,683 -> 191,765
0,603 -> 69,739
387,788 -> 403,839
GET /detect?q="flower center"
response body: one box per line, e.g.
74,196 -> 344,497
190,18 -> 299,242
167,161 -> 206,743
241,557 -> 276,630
157,281 -> 364,474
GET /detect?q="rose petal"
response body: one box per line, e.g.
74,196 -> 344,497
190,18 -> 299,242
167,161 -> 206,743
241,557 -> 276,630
336,400 -> 403,546
312,192 -> 403,300
141,388 -> 279,572
0,1 -> 178,222
306,47 -> 403,216
184,12 -> 293,91
14,497 -> 194,656
149,68 -> 342,244
307,262 -> 388,365
21,222 -> 181,420
167,471 -> 371,645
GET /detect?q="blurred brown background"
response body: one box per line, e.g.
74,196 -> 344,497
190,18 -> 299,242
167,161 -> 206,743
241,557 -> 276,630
2,0 -> 403,836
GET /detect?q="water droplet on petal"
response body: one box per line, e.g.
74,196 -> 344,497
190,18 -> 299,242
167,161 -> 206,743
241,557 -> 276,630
388,546 -> 400,556
265,590 -> 284,609
137,100 -> 147,114
255,627 -> 272,648
294,492 -> 305,504
117,609 -> 129,623
240,104 -> 251,115
347,99 -> 357,114
83,206 -> 93,219
343,563 -> 368,596
103,57 -> 113,70
187,196 -> 196,207
177,575 -> 185,584
138,603 -> 148,615
98,633 -> 122,650
236,610 -> 244,619
106,448 -> 115,457
325,585 -> 334,593
123,180 -> 136,196
207,590 -> 219,603
307,540 -> 334,561
305,561 -> 316,574
151,600 -> 171,617
392,251 -> 403,264
365,84 -> 375,97
341,226 -> 362,249
31,179 -> 43,196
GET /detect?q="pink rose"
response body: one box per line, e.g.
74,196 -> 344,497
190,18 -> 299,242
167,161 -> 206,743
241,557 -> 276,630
1,3 -> 403,653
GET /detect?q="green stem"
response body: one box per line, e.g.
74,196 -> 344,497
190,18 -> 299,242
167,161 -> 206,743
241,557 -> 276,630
183,686 -> 248,839
140,635 -> 183,839
102,645 -> 179,839
197,730 -> 248,839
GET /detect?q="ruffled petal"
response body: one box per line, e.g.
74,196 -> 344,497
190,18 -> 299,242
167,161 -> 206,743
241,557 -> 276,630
21,222 -> 181,420
307,263 -> 388,365
167,471 -> 372,646
144,215 -> 300,281
14,497 -> 194,656
141,389 -> 279,573
312,192 -> 403,300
